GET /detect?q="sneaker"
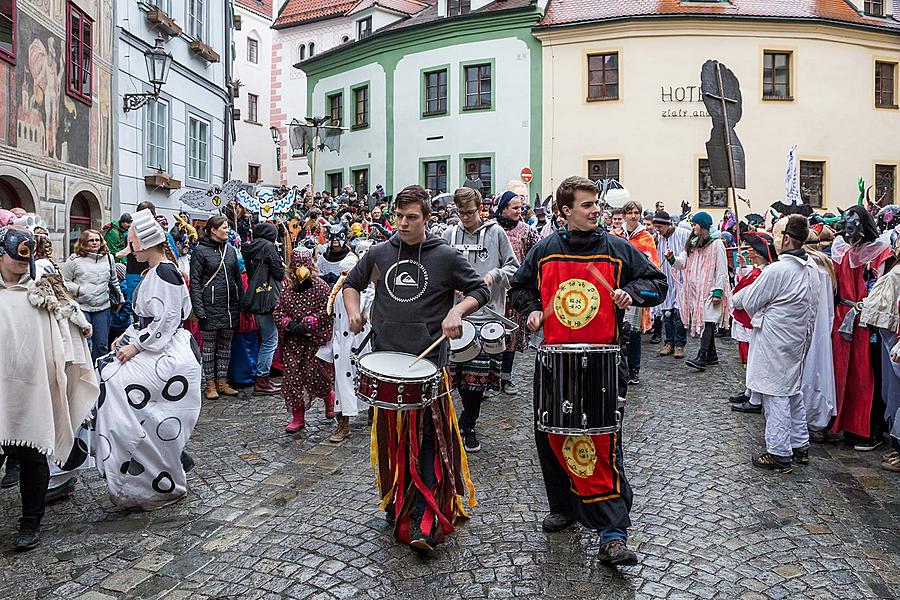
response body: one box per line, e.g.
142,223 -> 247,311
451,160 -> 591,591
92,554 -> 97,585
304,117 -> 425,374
882,450 -> 899,462
45,478 -> 77,504
729,392 -> 750,404
752,451 -> 793,474
731,401 -> 762,414
14,524 -> 41,551
685,356 -> 706,371
463,428 -> 481,453
792,448 -> 810,465
1,460 -> 20,489
659,344 -> 673,356
854,439 -> 884,452
627,372 -> 640,386
501,381 -> 518,396
705,355 -> 720,366
408,512 -> 435,554
541,513 -> 575,533
598,539 -> 638,566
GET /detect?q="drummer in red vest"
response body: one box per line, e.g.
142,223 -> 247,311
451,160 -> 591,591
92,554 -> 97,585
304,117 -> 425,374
510,176 -> 668,566
343,185 -> 490,553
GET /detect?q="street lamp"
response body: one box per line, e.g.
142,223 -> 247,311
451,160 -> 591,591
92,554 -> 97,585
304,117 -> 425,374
123,37 -> 173,112
270,126 -> 282,172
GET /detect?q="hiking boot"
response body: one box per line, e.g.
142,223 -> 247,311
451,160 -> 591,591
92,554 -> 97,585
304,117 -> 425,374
659,344 -> 673,356
253,376 -> 281,396
627,371 -> 640,386
204,381 -> 219,400
329,416 -> 351,443
501,381 -> 518,396
752,451 -> 792,474
14,523 -> 41,551
685,355 -> 706,371
731,401 -> 762,414
598,539 -> 638,566
45,478 -> 77,504
463,428 -> 481,453
541,513 -> 575,533
673,347 -> 685,359
285,408 -> 305,433
217,378 -> 239,397
729,392 -> 750,404
792,448 -> 810,465
1,460 -> 20,489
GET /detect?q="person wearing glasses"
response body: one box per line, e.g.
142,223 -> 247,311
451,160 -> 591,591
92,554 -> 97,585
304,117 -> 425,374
443,187 -> 519,452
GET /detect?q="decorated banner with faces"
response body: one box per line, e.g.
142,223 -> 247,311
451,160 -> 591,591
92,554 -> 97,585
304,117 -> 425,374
257,188 -> 276,220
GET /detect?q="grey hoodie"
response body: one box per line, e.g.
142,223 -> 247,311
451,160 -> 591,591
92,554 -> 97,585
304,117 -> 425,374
442,220 -> 519,323
344,232 -> 490,366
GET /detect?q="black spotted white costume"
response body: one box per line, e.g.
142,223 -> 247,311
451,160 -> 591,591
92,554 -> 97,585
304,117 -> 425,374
94,262 -> 201,509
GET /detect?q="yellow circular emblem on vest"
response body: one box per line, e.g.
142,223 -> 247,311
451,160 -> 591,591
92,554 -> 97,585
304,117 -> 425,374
553,278 -> 601,329
563,435 -> 597,479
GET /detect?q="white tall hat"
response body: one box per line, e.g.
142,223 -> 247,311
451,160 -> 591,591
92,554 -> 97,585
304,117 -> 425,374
130,208 -> 166,250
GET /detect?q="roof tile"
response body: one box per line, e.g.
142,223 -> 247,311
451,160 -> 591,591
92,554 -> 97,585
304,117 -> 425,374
274,0 -> 357,27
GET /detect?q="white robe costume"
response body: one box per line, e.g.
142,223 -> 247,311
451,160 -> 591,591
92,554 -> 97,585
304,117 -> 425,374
801,263 -> 837,430
94,263 -> 201,510
316,275 -> 374,417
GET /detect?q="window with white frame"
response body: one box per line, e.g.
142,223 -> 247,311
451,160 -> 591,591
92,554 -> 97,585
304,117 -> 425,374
145,97 -> 168,171
187,0 -> 205,40
188,115 -> 210,183
247,38 -> 258,64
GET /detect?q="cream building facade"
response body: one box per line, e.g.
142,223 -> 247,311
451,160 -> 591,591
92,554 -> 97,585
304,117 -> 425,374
536,2 -> 900,217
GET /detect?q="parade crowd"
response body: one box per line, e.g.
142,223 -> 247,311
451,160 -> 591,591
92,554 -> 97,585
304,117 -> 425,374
0,174 -> 898,563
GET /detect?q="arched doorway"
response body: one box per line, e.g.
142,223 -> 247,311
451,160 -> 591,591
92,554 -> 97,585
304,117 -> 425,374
0,179 -> 21,209
68,192 -> 95,255
0,175 -> 36,213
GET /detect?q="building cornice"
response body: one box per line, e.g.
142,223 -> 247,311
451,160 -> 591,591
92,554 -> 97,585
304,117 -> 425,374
0,146 -> 113,189
534,14 -> 900,43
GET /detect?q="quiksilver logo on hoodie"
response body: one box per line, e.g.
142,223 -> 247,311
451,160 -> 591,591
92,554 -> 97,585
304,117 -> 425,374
385,260 -> 429,303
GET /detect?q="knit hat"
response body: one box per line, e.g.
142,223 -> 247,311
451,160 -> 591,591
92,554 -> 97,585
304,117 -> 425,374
494,190 -> 518,216
129,208 -> 166,251
652,210 -> 673,226
691,211 -> 713,231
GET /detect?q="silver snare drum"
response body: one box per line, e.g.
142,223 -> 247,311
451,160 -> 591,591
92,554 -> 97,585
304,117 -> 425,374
536,344 -> 621,435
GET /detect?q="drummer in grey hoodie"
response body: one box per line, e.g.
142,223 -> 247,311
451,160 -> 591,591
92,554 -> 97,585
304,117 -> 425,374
442,187 -> 519,452
62,229 -> 122,361
343,185 -> 489,553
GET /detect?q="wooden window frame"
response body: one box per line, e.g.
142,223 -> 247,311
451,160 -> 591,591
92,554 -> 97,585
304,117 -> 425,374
352,84 -> 369,129
247,93 -> 259,124
357,16 -> 372,40
0,0 -> 16,65
698,158 -> 729,208
423,160 -> 448,193
327,91 -> 343,127
462,156 -> 492,196
875,61 -> 897,109
587,159 -> 620,183
66,1 -> 93,106
447,0 -> 470,16
463,63 -> 492,111
587,52 -> 619,102
423,68 -> 448,116
864,1 -> 884,17
875,163 -> 897,205
762,51 -> 793,101
248,164 -> 260,184
799,160 -> 826,209
351,166 -> 369,197
247,38 -> 258,64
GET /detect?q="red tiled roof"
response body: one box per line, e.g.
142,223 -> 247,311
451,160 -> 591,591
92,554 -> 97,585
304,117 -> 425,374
236,0 -> 274,19
274,0 -> 357,27
540,0 -> 900,31
346,0 -> 429,16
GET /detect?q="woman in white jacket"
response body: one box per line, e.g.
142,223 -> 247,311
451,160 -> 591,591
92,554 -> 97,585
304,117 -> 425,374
62,229 -> 121,361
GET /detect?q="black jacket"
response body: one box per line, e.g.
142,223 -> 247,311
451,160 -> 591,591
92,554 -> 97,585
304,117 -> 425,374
242,223 -> 286,284
189,238 -> 243,330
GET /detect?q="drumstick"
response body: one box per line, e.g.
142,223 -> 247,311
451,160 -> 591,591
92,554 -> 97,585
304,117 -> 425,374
586,263 -> 616,296
410,334 -> 448,368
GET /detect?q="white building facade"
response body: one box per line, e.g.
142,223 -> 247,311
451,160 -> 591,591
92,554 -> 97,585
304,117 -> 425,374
116,0 -> 235,218
233,0 -> 277,186
300,0 -> 544,199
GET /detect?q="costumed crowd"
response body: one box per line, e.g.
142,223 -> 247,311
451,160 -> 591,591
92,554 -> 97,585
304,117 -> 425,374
0,172 -> 897,568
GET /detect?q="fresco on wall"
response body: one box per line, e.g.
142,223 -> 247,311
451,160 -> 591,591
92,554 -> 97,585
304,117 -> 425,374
5,10 -> 111,173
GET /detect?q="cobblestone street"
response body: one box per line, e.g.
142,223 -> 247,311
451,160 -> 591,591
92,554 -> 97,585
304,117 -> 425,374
1,337 -> 899,600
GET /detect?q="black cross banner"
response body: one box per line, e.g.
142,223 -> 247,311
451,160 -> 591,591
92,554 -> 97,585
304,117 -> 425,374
701,60 -> 746,190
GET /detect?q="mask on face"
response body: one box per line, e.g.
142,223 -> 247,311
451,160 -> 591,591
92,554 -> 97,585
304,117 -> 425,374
843,213 -> 864,246
0,227 -> 37,279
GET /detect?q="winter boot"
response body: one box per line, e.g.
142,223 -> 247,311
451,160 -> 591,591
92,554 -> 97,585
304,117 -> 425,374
324,390 -> 336,419
285,406 -> 305,433
253,376 -> 282,395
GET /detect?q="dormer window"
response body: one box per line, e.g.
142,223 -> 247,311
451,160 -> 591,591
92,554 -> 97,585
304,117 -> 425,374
448,0 -> 470,16
864,1 -> 884,17
357,16 -> 372,40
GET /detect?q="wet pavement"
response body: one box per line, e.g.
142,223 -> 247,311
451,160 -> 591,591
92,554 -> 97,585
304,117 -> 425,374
1,336 -> 899,599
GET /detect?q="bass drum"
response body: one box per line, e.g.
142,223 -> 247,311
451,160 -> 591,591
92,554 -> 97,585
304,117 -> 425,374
536,344 -> 620,435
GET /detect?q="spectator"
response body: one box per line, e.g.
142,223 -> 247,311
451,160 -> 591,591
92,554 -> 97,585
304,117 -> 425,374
102,214 -> 132,263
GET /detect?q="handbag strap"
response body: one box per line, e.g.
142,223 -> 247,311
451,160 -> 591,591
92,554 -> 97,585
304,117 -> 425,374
203,246 -> 227,289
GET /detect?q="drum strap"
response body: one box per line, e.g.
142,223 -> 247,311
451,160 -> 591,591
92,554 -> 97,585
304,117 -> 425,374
451,225 -> 487,259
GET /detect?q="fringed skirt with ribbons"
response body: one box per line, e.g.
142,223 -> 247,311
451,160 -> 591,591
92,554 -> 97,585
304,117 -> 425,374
370,368 -> 477,544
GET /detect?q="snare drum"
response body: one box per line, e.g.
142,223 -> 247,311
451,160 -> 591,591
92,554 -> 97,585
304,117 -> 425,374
479,321 -> 506,355
536,344 -> 620,435
450,320 -> 481,364
356,351 -> 442,411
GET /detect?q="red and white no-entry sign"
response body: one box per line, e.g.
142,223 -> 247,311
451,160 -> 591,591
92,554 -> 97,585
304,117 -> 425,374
520,167 -> 533,184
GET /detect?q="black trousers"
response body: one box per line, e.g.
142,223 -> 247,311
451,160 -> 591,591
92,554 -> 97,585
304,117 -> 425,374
458,388 -> 484,431
699,321 -> 718,360
1,446 -> 50,529
414,406 -> 436,519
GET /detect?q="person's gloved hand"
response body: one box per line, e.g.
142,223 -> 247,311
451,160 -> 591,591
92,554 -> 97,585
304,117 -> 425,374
286,320 -> 310,336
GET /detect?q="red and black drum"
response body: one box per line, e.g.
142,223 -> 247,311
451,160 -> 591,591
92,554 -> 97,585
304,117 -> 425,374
356,351 -> 442,411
